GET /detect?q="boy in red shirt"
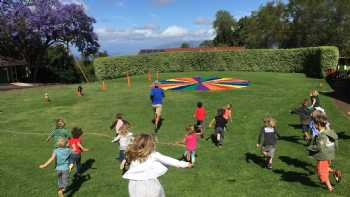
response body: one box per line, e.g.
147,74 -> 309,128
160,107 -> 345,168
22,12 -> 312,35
194,102 -> 206,138
68,127 -> 89,176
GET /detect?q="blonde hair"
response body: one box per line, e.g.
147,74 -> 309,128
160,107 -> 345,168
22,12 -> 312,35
310,90 -> 319,97
119,124 -> 130,136
314,113 -> 328,128
185,125 -> 195,135
126,133 -> 155,162
56,137 -> 67,148
56,118 -> 65,128
263,116 -> 276,128
311,109 -> 325,118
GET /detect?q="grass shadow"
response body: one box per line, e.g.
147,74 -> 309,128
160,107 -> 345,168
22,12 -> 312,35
65,158 -> 95,197
337,131 -> 350,140
272,169 -> 319,187
279,156 -> 314,175
245,153 -> 265,168
278,135 -> 306,146
288,124 -> 303,130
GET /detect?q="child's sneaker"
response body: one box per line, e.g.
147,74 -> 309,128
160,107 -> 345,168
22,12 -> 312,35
69,163 -> 74,172
333,170 -> 342,183
267,163 -> 272,169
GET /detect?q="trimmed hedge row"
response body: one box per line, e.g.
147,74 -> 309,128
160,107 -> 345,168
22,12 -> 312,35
94,46 -> 339,80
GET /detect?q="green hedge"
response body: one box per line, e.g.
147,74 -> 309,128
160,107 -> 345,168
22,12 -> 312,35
94,46 -> 339,80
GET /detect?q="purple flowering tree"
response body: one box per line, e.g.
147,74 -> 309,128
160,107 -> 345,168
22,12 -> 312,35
0,0 -> 99,81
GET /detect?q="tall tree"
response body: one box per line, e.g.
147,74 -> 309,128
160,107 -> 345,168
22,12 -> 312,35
213,10 -> 238,46
0,0 -> 99,81
286,0 -> 331,47
237,1 -> 288,48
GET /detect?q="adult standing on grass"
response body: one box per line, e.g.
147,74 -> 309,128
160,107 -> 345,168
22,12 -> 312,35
150,80 -> 165,132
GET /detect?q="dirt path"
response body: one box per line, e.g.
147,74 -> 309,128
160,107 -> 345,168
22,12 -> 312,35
333,98 -> 350,118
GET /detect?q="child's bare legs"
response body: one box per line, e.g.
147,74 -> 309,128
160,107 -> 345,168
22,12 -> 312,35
324,180 -> 333,192
317,160 -> 334,192
58,189 -> 64,197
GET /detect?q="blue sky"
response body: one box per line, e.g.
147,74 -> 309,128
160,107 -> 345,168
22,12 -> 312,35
61,0 -> 278,55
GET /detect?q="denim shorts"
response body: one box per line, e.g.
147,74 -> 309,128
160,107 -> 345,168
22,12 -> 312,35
56,170 -> 69,190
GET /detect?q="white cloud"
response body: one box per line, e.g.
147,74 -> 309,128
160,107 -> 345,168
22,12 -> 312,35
161,26 -> 188,37
59,0 -> 88,10
96,25 -> 214,42
194,17 -> 212,26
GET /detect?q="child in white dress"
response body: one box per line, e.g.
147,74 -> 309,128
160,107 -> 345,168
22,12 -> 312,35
123,133 -> 192,197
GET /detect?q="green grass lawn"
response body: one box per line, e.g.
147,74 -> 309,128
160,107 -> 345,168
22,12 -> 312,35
0,71 -> 349,197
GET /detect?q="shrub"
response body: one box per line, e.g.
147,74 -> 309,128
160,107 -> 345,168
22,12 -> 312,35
94,46 -> 339,80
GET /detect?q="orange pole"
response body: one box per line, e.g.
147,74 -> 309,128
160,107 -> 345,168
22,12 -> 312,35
127,72 -> 131,88
101,80 -> 107,91
147,71 -> 152,81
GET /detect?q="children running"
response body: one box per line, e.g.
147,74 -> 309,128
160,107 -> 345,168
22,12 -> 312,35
290,99 -> 312,141
47,118 -> 71,146
123,133 -> 192,197
68,127 -> 89,176
111,113 -> 125,143
307,114 -> 341,192
209,108 -> 228,147
39,138 -> 72,197
256,116 -> 280,169
310,90 -> 321,109
223,104 -> 233,123
180,125 -> 199,164
193,102 -> 206,137
112,123 -> 134,163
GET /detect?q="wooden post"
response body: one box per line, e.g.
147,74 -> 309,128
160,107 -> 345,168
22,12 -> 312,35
157,71 -> 160,80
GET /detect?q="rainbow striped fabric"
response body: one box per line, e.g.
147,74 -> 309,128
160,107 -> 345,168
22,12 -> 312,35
158,77 -> 250,91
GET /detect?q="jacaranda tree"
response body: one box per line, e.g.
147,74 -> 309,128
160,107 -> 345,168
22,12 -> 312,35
0,0 -> 99,81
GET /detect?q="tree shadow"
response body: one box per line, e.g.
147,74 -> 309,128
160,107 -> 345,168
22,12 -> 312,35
288,124 -> 303,130
65,158 -> 95,197
272,169 -> 319,187
323,76 -> 350,104
337,131 -> 350,140
245,153 -> 265,168
278,135 -> 306,146
279,156 -> 314,175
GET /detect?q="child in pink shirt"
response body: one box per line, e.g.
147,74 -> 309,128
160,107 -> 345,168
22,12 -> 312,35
181,125 -> 199,164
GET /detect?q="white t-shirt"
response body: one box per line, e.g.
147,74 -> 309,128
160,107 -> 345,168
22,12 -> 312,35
116,133 -> 133,150
123,152 -> 189,181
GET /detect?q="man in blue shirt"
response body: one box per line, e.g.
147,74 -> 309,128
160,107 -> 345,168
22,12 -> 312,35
150,80 -> 165,131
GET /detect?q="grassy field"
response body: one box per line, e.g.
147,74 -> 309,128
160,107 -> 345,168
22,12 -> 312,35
0,71 -> 349,197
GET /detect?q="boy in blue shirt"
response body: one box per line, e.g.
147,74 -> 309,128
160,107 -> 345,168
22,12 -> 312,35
150,81 -> 165,132
40,138 -> 72,197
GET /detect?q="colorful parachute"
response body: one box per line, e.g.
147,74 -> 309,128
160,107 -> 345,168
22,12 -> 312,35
158,77 -> 250,91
